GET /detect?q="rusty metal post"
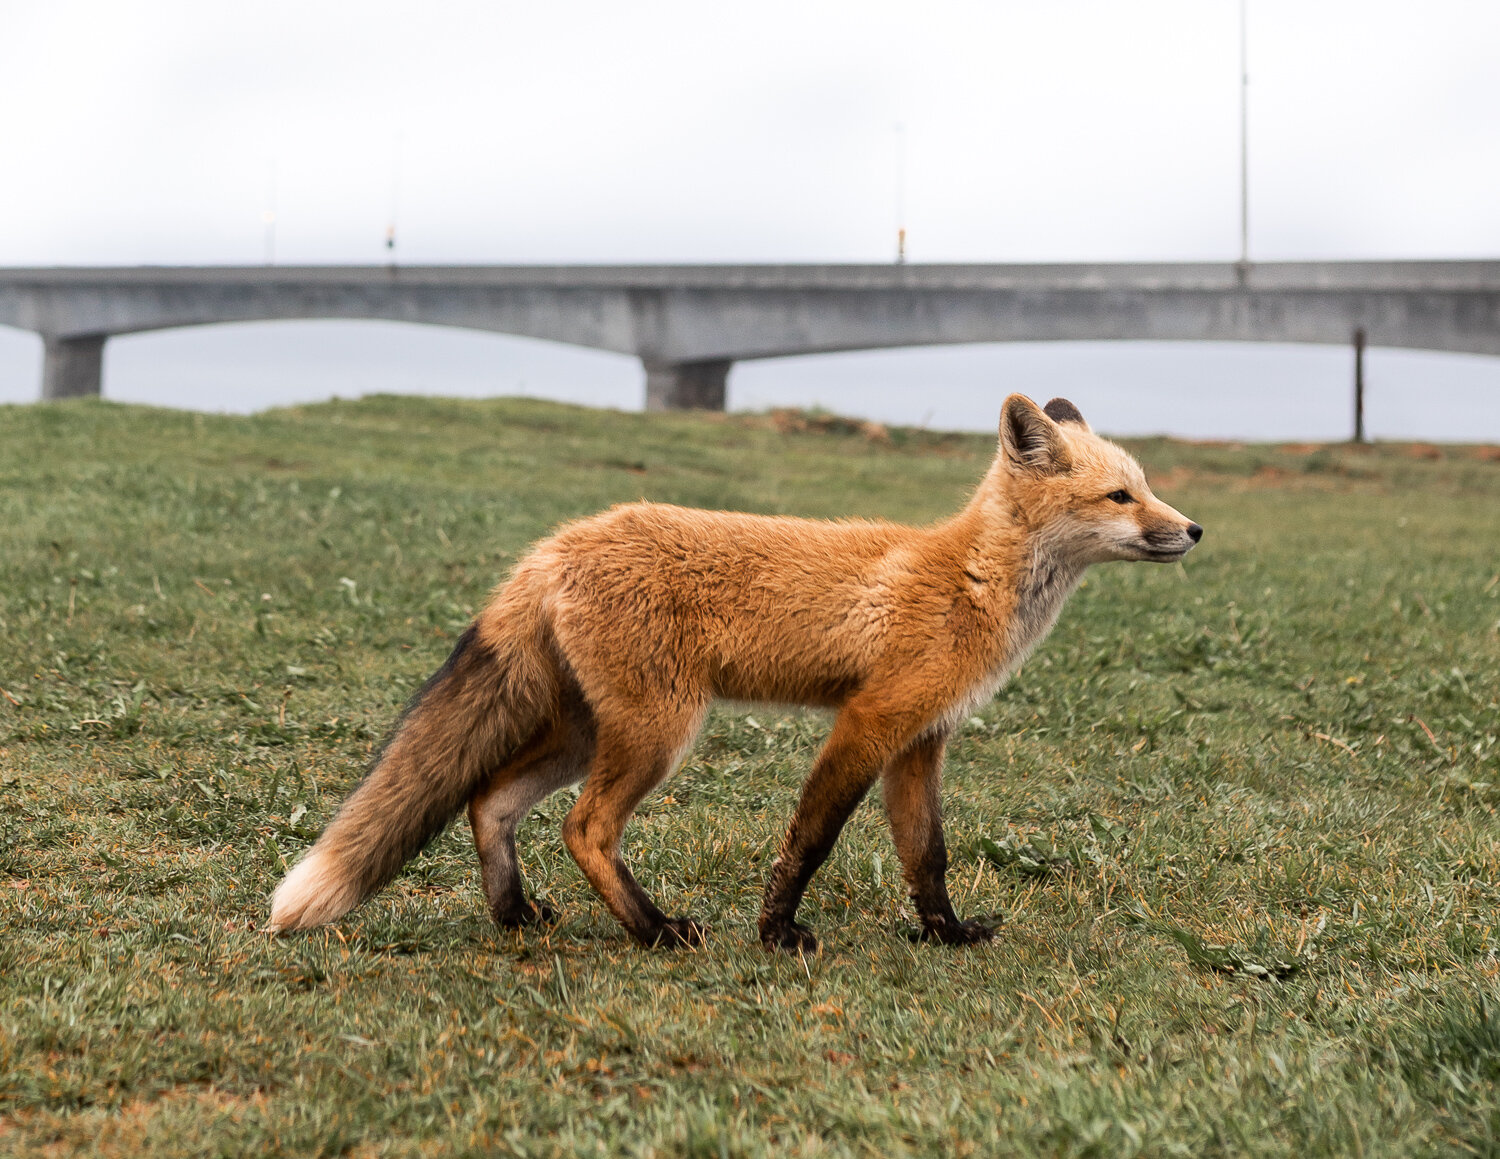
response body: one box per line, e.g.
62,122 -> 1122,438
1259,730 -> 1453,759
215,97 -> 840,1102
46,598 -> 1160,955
1353,327 -> 1367,443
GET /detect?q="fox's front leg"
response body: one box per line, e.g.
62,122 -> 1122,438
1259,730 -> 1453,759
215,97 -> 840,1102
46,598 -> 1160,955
882,730 -> 994,945
760,703 -> 923,953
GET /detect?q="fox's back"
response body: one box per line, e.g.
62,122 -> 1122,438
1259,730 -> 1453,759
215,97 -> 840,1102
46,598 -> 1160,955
522,503 -> 962,705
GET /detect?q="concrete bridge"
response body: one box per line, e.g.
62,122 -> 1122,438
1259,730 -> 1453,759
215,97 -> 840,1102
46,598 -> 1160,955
1,261 -> 1497,410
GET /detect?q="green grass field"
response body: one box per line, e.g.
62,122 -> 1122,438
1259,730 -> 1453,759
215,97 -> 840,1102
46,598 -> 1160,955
2,396 -> 1498,1157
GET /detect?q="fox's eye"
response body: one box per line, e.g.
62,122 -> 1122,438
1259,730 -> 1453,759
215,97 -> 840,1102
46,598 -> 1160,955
1105,490 -> 1133,504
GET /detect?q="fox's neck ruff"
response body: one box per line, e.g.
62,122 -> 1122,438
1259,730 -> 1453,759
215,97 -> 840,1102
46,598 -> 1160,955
929,518 -> 1086,733
953,478 -> 1088,673
1009,542 -> 1085,659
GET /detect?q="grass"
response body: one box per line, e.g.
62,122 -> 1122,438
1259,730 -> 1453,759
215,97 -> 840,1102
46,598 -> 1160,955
1,394 -> 1498,1157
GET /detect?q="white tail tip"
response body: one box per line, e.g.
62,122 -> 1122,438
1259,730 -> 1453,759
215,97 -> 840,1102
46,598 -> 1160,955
268,848 -> 359,933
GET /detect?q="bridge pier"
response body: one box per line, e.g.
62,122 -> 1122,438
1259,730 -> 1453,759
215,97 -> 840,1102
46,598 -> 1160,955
42,335 -> 106,400
643,358 -> 730,411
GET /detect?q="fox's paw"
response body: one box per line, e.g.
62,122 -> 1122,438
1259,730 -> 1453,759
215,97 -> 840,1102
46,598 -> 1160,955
760,920 -> 819,955
919,917 -> 997,946
494,898 -> 557,929
650,916 -> 710,949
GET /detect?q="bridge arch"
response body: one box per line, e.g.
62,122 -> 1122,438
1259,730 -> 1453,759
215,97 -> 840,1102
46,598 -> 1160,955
101,319 -> 643,413
734,339 -> 1500,442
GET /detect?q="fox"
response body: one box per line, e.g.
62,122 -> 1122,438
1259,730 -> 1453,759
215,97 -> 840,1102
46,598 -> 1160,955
268,394 -> 1201,952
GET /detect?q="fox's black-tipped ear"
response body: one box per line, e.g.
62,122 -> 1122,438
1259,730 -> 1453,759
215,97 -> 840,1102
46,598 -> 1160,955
1043,397 -> 1088,428
1000,394 -> 1072,475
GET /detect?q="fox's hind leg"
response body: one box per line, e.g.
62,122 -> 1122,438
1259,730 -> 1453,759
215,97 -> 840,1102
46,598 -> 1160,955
469,689 -> 595,928
562,698 -> 708,948
881,729 -> 993,946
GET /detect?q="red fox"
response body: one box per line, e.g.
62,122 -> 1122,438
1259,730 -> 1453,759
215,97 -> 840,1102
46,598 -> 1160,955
269,395 -> 1201,951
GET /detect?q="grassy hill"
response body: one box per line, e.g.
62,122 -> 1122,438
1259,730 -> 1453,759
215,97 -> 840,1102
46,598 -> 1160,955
1,396 -> 1498,1156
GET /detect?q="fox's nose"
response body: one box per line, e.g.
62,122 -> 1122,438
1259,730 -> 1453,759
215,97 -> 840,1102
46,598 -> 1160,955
1186,523 -> 1203,543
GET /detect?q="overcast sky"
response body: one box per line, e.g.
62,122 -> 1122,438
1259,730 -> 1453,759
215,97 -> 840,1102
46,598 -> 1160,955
2,0 -> 1497,437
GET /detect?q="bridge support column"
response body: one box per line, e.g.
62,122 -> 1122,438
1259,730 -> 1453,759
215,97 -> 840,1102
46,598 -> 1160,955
42,335 -> 106,400
643,358 -> 731,411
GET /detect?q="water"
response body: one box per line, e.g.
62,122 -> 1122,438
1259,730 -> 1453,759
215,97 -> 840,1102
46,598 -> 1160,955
2,319 -> 1498,442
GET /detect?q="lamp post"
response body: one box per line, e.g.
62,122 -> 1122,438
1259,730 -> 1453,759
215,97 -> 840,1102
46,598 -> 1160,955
262,157 -> 277,266
894,121 -> 907,264
386,130 -> 402,267
1238,0 -> 1249,269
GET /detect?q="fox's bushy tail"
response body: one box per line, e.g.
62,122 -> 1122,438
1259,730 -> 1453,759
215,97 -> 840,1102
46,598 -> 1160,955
268,594 -> 557,932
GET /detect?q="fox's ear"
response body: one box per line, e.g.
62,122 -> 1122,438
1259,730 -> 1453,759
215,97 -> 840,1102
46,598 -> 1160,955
1042,397 -> 1089,430
1000,394 -> 1072,475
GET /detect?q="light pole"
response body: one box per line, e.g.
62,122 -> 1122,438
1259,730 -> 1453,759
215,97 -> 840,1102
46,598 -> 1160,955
1238,0 -> 1249,268
386,130 -> 402,266
262,157 -> 277,266
894,121 -> 908,264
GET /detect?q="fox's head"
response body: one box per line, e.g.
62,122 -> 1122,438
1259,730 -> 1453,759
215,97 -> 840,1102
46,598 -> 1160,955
989,393 -> 1202,566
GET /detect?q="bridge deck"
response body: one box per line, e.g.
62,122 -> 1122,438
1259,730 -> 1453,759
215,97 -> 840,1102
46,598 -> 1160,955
4,259 -> 1499,290
2,261 -> 1496,406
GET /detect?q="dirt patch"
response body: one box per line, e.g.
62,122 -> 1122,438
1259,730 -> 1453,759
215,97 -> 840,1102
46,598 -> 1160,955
0,1089 -> 266,1157
1145,466 -> 1198,492
232,455 -> 311,472
769,408 -> 890,444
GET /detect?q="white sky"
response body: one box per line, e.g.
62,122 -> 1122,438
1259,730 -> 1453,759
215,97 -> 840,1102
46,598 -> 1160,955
1,0 -> 1498,437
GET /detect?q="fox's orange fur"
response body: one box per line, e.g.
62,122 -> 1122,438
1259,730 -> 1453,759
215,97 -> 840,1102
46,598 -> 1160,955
270,395 -> 1201,951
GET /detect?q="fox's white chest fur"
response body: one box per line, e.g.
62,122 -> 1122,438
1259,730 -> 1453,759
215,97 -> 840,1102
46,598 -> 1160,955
937,552 -> 1083,733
